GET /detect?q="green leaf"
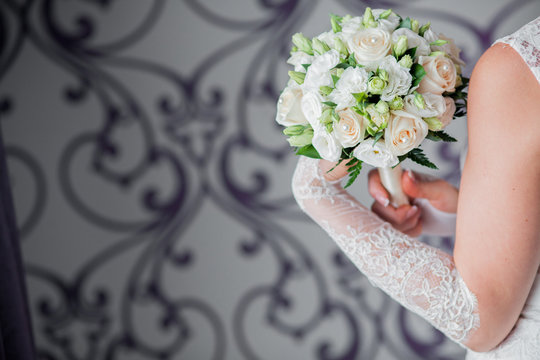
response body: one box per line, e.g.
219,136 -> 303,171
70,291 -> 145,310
397,17 -> 412,30
296,144 -> 321,159
322,101 -> 337,107
331,74 -> 340,87
427,130 -> 458,142
347,54 -> 357,67
405,46 -> 417,59
352,92 -> 368,103
334,62 -> 351,69
344,161 -> 363,188
411,64 -> 426,87
372,131 -> 384,145
407,148 -> 438,169
301,63 -> 311,71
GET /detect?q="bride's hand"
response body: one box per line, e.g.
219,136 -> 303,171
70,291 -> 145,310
319,159 -> 351,182
368,169 -> 459,236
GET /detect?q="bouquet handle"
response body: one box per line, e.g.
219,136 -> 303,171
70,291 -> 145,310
378,165 -> 409,207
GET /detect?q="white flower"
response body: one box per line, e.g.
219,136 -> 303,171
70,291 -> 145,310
417,55 -> 457,95
392,28 -> 431,57
334,108 -> 367,147
385,110 -> 428,156
347,28 -> 392,70
378,55 -> 413,101
312,129 -> 342,162
341,16 -> 363,39
439,97 -> 456,128
316,31 -> 340,49
276,85 -> 309,126
422,28 -> 438,44
287,52 -> 314,72
403,93 -> 446,118
328,67 -> 369,109
303,49 -> 341,91
301,91 -> 324,130
353,139 -> 398,167
372,9 -> 400,32
432,33 -> 466,66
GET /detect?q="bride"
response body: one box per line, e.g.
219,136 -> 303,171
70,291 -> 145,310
292,17 -> 540,358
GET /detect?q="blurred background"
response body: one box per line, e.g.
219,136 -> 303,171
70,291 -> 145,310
1,0 -> 539,359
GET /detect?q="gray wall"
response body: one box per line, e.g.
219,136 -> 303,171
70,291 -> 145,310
1,0 -> 539,359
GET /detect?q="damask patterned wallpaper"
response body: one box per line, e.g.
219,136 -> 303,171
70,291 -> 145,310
1,0 -> 539,359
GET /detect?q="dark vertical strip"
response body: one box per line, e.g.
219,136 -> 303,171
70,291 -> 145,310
0,126 -> 36,360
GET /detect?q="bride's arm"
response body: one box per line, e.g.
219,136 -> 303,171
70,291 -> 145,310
454,42 -> 540,351
292,43 -> 540,352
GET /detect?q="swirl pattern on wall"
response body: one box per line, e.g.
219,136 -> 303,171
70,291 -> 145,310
1,0 -> 537,359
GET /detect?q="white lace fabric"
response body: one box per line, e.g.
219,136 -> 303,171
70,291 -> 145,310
494,16 -> 540,84
292,157 -> 480,345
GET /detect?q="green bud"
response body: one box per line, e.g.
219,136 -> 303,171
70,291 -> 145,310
321,108 -> 333,124
366,104 -> 389,129
334,37 -> 349,57
398,54 -> 413,68
411,19 -> 420,33
429,51 -> 447,57
378,69 -> 389,82
330,14 -> 343,33
288,71 -> 306,85
290,46 -> 298,56
423,116 -> 443,131
283,125 -> 306,136
414,92 -> 426,109
393,35 -> 408,58
319,86 -> 334,96
430,39 -> 449,47
389,96 -> 404,110
287,129 -> 314,147
375,100 -> 390,114
292,33 -> 313,55
368,76 -> 386,94
378,9 -> 393,20
342,14 -> 353,22
325,122 -> 334,133
419,22 -> 431,37
312,38 -> 331,55
362,7 -> 377,28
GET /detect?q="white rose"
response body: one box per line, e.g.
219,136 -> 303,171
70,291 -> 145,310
301,91 -> 324,130
372,9 -> 400,32
334,108 -> 367,147
378,55 -> 412,101
403,93 -> 446,118
392,28 -> 431,57
353,139 -> 398,168
276,85 -> 308,126
417,55 -> 457,95
385,110 -> 428,156
439,97 -> 456,128
312,130 -> 342,162
348,28 -> 391,70
328,67 -> 369,109
303,50 -> 341,91
287,52 -> 314,72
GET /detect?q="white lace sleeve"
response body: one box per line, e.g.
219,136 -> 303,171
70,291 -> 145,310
292,156 -> 480,345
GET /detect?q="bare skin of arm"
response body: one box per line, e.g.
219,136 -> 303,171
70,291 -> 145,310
323,43 -> 540,352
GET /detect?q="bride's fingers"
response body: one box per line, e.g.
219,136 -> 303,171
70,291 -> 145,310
368,169 -> 391,207
372,202 -> 421,234
320,159 -> 350,181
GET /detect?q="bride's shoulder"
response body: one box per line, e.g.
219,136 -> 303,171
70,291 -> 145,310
468,42 -> 540,132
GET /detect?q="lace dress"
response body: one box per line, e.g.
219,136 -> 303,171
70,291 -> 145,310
292,17 -> 540,360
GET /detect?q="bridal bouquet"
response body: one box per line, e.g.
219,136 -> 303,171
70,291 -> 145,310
276,8 -> 467,203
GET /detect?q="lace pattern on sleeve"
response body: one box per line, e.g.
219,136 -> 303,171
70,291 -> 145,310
292,157 -> 480,344
494,17 -> 540,85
